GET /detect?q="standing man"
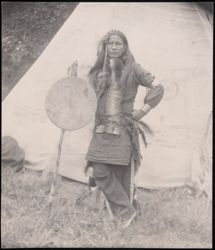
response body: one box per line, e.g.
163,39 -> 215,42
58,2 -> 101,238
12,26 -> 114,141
85,30 -> 164,226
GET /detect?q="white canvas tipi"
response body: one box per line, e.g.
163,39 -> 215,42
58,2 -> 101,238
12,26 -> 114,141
2,3 -> 212,196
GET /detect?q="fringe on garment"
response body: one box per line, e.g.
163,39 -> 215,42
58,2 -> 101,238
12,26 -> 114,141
122,117 -> 153,172
85,116 -> 153,174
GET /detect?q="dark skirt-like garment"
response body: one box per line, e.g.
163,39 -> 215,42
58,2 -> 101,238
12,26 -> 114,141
85,129 -> 131,166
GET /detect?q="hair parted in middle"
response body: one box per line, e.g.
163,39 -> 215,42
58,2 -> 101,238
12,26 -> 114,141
89,30 -> 135,77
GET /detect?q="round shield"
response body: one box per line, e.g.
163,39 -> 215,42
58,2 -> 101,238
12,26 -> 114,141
45,77 -> 97,131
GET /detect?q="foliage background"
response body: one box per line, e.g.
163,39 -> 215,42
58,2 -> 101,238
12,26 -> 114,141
2,2 -> 78,100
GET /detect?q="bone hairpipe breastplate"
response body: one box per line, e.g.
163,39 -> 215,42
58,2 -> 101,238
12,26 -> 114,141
105,65 -> 122,116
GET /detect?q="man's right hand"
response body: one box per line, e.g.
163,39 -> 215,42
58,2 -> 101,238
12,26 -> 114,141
95,72 -> 109,96
97,72 -> 109,81
97,72 -> 109,88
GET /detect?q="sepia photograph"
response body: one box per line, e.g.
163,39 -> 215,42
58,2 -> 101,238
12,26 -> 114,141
2,2 -> 213,248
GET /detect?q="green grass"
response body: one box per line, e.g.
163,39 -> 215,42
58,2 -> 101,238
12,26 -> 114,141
1,165 -> 212,248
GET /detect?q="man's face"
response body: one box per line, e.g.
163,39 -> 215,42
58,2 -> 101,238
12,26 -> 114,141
107,35 -> 125,58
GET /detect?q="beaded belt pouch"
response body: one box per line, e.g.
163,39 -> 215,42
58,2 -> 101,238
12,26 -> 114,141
95,122 -> 121,135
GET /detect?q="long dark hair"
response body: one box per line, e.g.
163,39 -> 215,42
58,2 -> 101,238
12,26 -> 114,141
89,30 -> 136,91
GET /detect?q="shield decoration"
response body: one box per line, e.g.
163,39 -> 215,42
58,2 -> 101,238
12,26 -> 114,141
45,76 -> 97,131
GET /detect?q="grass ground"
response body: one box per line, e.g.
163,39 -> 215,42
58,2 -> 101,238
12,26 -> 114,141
1,165 -> 212,248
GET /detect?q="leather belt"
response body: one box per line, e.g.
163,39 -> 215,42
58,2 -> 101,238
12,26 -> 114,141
95,115 -> 122,135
